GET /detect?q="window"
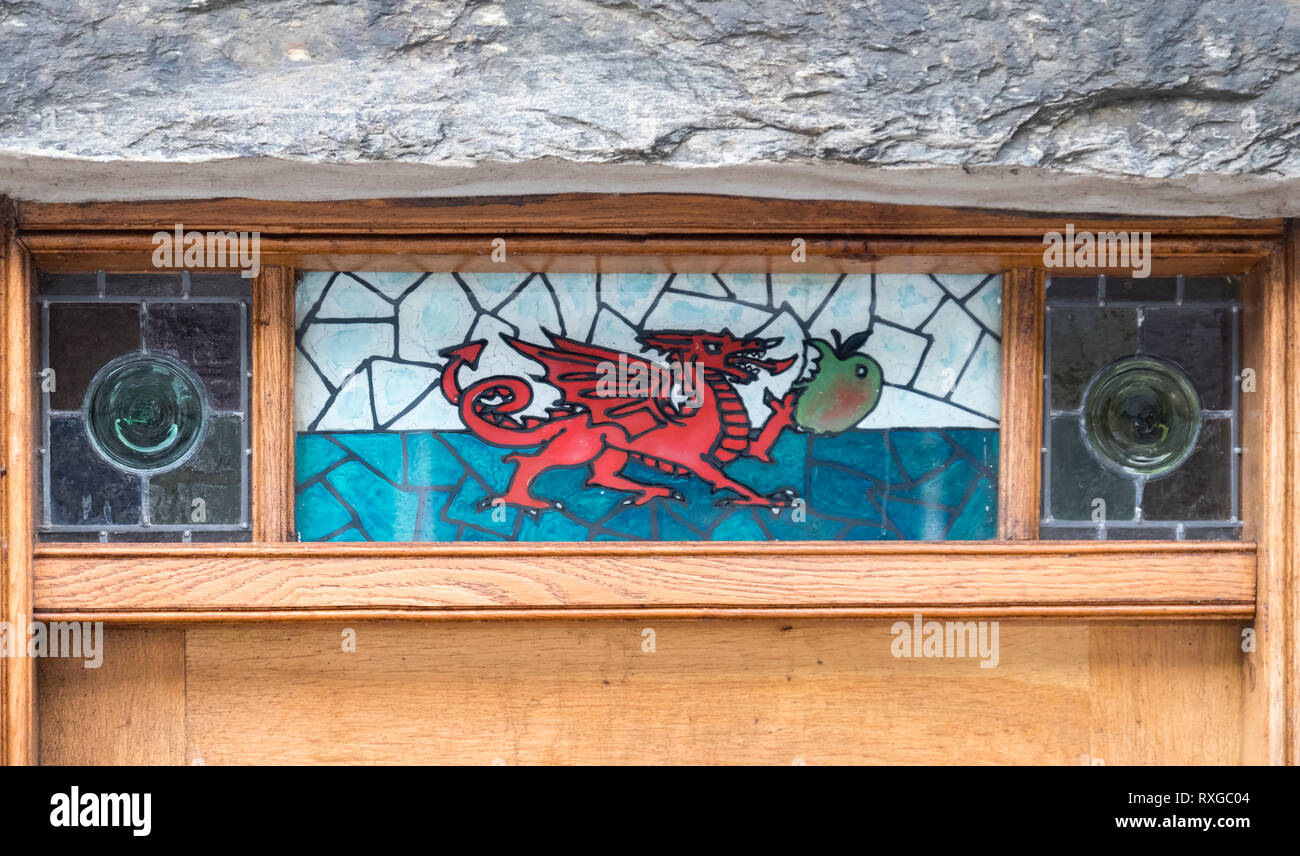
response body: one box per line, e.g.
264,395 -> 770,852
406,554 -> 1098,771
293,272 -> 1002,542
1040,275 -> 1241,540
7,196 -> 1276,624
36,272 -> 252,542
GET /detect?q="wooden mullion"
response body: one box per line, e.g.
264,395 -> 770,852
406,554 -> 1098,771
1239,247 -> 1289,764
1286,219 -> 1300,767
251,266 -> 296,542
999,268 -> 1045,539
1,197 -> 36,765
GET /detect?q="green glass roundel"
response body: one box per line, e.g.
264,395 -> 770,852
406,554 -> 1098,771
85,354 -> 207,473
1082,356 -> 1201,477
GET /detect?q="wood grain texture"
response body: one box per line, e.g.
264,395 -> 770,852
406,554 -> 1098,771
21,232 -> 1274,277
182,619 -> 1094,765
29,619 -> 1254,765
2,198 -> 36,765
0,197 -> 7,765
32,542 -> 1254,615
16,195 -> 1285,236
0,198 -> 7,765
1239,249 -> 1289,765
33,605 -> 1255,623
1285,220 -> 1300,766
999,268 -> 1045,539
251,266 -> 295,542
1088,623 -> 1247,765
37,626 -> 185,766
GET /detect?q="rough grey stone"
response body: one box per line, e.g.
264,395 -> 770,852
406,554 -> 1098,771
0,0 -> 1296,213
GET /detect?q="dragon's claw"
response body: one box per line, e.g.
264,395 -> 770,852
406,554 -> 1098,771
477,495 -> 562,517
714,488 -> 799,509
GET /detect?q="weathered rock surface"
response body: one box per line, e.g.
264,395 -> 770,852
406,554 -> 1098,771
0,0 -> 1296,213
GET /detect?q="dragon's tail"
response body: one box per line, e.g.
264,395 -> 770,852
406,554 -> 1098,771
458,377 -> 565,446
439,340 -> 564,446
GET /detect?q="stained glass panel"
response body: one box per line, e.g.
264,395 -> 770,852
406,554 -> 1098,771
1040,274 -> 1240,540
37,272 -> 252,542
294,272 -> 1002,542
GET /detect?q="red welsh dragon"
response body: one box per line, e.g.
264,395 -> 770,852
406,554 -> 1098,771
439,330 -> 799,513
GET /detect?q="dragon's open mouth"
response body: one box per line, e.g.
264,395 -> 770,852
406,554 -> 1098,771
726,346 -> 794,381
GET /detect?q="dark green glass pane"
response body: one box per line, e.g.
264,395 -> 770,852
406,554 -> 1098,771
149,416 -> 243,525
1046,277 -> 1100,301
86,354 -> 207,473
1048,415 -> 1136,521
1048,307 -> 1138,411
1182,276 -> 1240,302
1142,418 -> 1233,521
1106,277 -> 1177,301
38,273 -> 100,296
188,273 -> 252,298
1141,307 -> 1233,410
47,303 -> 141,410
146,303 -> 243,409
105,273 -> 183,297
48,416 -> 141,525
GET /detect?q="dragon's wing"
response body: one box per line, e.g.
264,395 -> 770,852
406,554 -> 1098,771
502,332 -> 680,439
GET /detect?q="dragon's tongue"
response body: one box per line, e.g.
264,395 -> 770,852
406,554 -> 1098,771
749,355 -> 796,374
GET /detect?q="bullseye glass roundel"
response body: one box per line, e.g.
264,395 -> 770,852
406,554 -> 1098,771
1083,356 -> 1201,477
85,353 -> 207,474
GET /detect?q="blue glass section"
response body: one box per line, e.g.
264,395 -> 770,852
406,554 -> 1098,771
444,475 -> 517,538
891,430 -> 955,482
295,428 -> 998,542
333,433 -> 404,484
948,477 -> 998,540
329,527 -> 368,542
325,459 -> 419,541
416,490 -> 462,541
295,482 -> 352,541
811,431 -> 901,483
518,510 -> 590,542
405,434 -> 468,488
711,511 -> 768,541
295,434 -> 348,482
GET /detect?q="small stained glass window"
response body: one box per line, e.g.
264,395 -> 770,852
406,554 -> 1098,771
294,272 -> 1002,542
37,272 -> 252,542
1040,275 -> 1240,540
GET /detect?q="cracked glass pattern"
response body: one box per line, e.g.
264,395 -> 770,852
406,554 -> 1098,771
294,272 -> 1002,542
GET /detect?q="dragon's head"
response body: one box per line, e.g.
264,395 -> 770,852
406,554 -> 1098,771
638,329 -> 795,384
